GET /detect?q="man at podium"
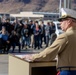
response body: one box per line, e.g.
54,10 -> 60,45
22,8 -> 76,75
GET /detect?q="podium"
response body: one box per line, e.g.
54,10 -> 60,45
8,54 -> 57,75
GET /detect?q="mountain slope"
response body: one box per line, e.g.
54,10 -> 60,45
0,0 -> 75,13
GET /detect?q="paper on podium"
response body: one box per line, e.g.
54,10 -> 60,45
15,55 -> 24,58
15,54 -> 33,62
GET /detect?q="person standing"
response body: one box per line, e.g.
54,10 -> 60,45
50,21 -> 57,44
40,21 -> 46,47
10,30 -> 21,53
33,22 -> 41,49
45,21 -> 51,47
22,8 -> 76,75
21,24 -> 30,49
0,26 -> 10,53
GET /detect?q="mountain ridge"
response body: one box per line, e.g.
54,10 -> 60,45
0,0 -> 75,13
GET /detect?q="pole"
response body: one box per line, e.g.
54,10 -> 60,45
59,0 -> 62,9
64,0 -> 67,8
59,0 -> 62,17
68,0 -> 71,9
64,0 -> 71,9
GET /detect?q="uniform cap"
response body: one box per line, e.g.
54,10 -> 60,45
58,8 -> 76,21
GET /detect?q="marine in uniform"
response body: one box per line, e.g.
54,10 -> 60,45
22,8 -> 76,75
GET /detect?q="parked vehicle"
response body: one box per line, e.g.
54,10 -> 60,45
53,21 -> 63,36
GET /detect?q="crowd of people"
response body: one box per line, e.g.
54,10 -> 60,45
0,18 -> 57,53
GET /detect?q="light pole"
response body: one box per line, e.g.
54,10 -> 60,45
59,0 -> 62,17
59,0 -> 62,9
64,0 -> 71,9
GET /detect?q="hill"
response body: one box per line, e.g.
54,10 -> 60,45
0,0 -> 75,13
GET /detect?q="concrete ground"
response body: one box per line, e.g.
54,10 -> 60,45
0,54 -> 8,75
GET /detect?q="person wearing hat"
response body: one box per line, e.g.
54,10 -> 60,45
22,8 -> 76,75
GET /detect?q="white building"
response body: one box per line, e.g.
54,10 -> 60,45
10,12 -> 44,21
33,12 -> 59,21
